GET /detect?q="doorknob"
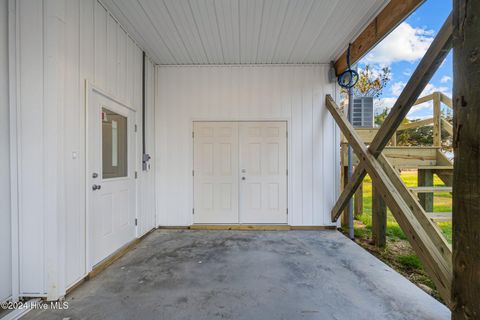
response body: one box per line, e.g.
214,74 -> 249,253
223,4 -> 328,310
92,172 -> 98,178
242,177 -> 246,181
92,184 -> 102,191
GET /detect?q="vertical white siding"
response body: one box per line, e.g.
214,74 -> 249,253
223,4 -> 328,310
138,58 -> 157,236
17,0 -> 46,295
0,0 -> 11,303
14,0 -> 156,297
155,65 -> 339,226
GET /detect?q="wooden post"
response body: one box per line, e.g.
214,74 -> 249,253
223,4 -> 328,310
372,183 -> 387,247
452,0 -> 480,317
391,132 -> 397,146
418,169 -> 434,213
342,166 -> 350,227
433,92 -> 442,147
354,182 -> 363,218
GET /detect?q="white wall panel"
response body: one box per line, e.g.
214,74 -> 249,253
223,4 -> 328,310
155,65 -> 339,226
17,0 -> 46,295
0,0 -> 12,303
138,58 -> 157,236
14,0 -> 156,296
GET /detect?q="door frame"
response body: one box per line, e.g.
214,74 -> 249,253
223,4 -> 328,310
85,81 -> 138,273
192,119 -> 289,225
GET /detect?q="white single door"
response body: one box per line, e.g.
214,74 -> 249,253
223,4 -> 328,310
88,88 -> 136,266
239,122 -> 287,224
193,122 -> 239,224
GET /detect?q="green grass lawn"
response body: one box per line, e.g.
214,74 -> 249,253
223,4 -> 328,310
351,170 -> 452,300
355,171 -> 452,243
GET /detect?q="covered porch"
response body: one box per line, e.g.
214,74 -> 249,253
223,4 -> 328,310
25,229 -> 449,320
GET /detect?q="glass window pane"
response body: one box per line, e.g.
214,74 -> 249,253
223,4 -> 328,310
102,107 -> 128,179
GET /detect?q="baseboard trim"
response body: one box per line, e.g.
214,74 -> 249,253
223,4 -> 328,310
158,225 -> 337,231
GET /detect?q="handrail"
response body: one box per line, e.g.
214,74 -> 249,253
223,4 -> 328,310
340,92 -> 452,147
395,91 -> 452,147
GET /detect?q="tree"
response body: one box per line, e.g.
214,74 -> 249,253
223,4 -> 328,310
341,64 -> 391,112
353,65 -> 391,98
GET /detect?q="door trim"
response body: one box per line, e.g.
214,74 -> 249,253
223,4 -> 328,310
192,120 -> 289,225
85,81 -> 138,273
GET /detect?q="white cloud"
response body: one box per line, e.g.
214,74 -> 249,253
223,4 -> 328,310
440,75 -> 452,83
391,81 -> 406,96
421,83 -> 451,97
374,83 -> 452,120
374,97 -> 397,112
363,22 -> 434,65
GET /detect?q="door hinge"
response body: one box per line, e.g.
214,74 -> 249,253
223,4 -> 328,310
135,124 -> 138,132
286,169 -> 288,176
192,208 -> 195,214
135,171 -> 138,179
135,218 -> 138,226
192,170 -> 194,176
286,208 -> 288,215
286,131 -> 288,138
192,131 -> 194,138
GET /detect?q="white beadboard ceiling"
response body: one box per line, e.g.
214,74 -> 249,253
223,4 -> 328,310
101,0 -> 388,65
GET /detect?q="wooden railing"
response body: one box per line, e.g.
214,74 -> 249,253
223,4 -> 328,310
341,92 -> 453,148
393,91 -> 453,146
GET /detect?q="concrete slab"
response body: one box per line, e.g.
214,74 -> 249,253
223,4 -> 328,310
24,230 -> 450,320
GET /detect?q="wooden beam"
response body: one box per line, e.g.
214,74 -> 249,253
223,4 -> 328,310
435,150 -> 454,186
326,95 -> 452,305
413,93 -> 435,106
440,92 -> 453,108
397,117 -> 434,130
418,169 -> 434,212
334,0 -> 425,75
410,186 -> 452,193
433,93 -> 442,146
372,183 -> 387,247
342,166 -> 350,226
452,0 -> 480,317
354,182 -> 363,218
441,118 -> 453,136
332,14 -> 453,218
332,162 -> 365,221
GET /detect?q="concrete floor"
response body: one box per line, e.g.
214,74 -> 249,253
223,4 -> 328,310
25,230 -> 450,320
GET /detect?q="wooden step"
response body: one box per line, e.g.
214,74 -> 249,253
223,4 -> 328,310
395,165 -> 454,170
427,212 -> 452,222
409,186 -> 452,193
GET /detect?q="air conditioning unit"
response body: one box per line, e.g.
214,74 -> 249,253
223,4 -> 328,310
352,97 -> 374,128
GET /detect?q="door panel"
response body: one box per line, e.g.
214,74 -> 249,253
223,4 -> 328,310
239,122 -> 287,224
88,89 -> 136,266
193,122 -> 239,223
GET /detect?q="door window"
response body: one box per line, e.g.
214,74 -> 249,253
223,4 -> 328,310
102,107 -> 128,179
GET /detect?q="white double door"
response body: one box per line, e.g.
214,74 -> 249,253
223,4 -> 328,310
194,121 -> 287,224
88,88 -> 137,266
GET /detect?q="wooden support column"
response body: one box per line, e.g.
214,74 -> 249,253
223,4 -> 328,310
372,184 -> 387,247
433,92 -> 442,147
452,0 -> 480,317
418,169 -> 434,212
354,182 -> 363,218
342,166 -> 350,227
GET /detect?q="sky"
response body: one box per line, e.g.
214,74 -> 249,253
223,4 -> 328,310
357,0 -> 452,120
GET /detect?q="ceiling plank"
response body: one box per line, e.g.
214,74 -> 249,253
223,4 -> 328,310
334,0 -> 425,75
